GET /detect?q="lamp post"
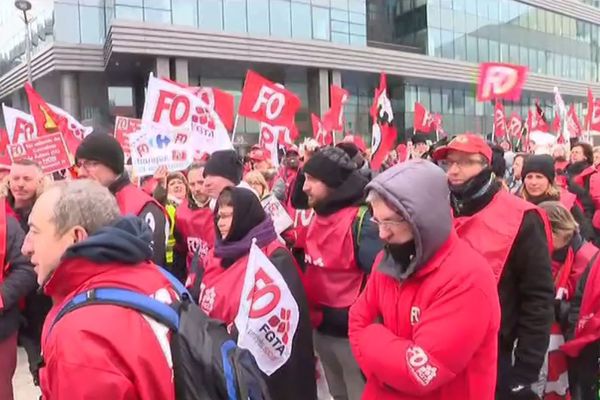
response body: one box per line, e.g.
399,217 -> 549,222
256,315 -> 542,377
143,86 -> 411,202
14,0 -> 33,84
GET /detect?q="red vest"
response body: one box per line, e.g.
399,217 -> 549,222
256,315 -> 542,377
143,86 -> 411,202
114,183 -> 163,216
303,207 -> 364,308
559,188 -> 577,211
199,241 -> 285,325
455,190 -> 551,281
175,199 -> 215,268
551,241 -> 598,301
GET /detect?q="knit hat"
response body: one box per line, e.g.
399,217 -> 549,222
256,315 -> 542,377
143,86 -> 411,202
522,154 -> 555,183
303,147 -> 357,188
75,133 -> 124,175
203,149 -> 243,185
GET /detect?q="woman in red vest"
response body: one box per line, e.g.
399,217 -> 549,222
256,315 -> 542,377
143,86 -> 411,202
198,187 -> 317,400
520,155 -> 594,242
537,201 -> 599,400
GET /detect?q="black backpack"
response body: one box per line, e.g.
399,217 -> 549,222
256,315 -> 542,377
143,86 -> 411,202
48,267 -> 271,400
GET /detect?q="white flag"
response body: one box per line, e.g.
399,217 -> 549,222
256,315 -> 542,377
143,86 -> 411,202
49,104 -> 94,140
2,104 -> 37,144
234,242 -> 299,376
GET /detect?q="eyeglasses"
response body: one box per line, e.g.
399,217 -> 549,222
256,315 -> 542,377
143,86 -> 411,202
77,160 -> 101,170
370,217 -> 405,229
439,159 -> 485,169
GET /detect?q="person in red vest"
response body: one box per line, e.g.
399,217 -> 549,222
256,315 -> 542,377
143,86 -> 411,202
272,144 -> 300,205
198,186 -> 316,400
432,133 -> 555,400
566,142 -> 600,240
294,146 -> 383,400
0,196 -> 36,400
75,133 -> 166,266
21,180 -> 177,399
537,201 -> 599,400
173,162 -> 214,282
349,159 -> 500,400
520,155 -> 594,242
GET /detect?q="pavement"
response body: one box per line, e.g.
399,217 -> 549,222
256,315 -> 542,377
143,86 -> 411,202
13,347 -> 40,400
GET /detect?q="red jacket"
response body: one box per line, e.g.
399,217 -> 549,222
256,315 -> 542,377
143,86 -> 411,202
349,232 -> 500,400
572,166 -> 600,229
40,258 -> 176,400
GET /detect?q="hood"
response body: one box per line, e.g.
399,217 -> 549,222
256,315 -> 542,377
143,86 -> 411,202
64,216 -> 154,264
366,160 -> 452,280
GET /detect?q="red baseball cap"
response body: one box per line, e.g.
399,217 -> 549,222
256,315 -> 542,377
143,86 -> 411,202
250,149 -> 269,162
432,133 -> 492,163
285,144 -> 299,155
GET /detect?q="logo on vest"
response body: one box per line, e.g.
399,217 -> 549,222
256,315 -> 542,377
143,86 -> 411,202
406,346 -> 438,386
410,306 -> 421,325
199,284 -> 216,314
187,237 -> 209,259
304,253 -> 324,268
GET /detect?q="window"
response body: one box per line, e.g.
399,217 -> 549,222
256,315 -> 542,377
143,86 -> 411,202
332,32 -> 349,44
270,0 -> 291,38
199,0 -> 223,31
466,35 -> 478,62
172,0 -> 197,27
248,0 -> 269,36
331,0 -> 349,10
429,28 -> 442,57
332,20 -> 349,33
441,29 -> 454,58
312,6 -> 330,41
454,34 -> 466,61
224,0 -> 247,34
144,0 -> 170,9
145,8 -> 171,23
115,0 -> 142,5
115,5 -> 144,21
79,5 -> 104,44
350,34 -> 366,45
55,3 -> 81,42
291,2 -> 311,39
108,86 -> 134,116
453,89 -> 465,115
430,87 -> 442,113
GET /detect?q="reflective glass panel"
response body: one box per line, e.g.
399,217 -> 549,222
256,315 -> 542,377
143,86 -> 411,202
199,0 -> 224,31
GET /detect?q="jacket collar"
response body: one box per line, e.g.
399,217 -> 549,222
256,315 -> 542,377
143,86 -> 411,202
108,173 -> 130,195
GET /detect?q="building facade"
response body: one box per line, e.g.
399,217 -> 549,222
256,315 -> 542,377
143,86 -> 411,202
1,0 -> 600,143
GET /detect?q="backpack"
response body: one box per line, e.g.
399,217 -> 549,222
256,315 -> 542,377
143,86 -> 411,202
49,267 -> 271,400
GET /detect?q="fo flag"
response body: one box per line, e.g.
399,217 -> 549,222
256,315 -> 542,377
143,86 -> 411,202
239,70 -> 301,129
190,87 -> 235,132
567,104 -> 582,138
507,113 -> 523,139
311,114 -> 332,146
259,123 -> 283,167
323,85 -> 349,131
477,62 -> 528,102
234,242 -> 299,376
586,88 -> 600,132
370,73 -> 397,171
1,104 -> 37,144
494,102 -> 507,140
414,102 -> 435,133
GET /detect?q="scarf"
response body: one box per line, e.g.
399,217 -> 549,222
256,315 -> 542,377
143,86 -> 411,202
214,217 -> 277,267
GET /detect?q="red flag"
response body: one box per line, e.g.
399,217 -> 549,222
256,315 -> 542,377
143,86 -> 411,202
477,62 -> 528,102
527,101 -> 549,133
567,104 -> 582,138
433,114 -> 446,139
494,102 -> 507,140
0,129 -> 12,167
311,114 -> 331,146
192,87 -> 235,132
370,73 -> 397,171
507,113 -> 523,139
553,110 -> 562,137
24,82 -> 60,136
587,90 -> 600,132
239,70 -> 301,128
414,102 -> 435,133
586,88 -> 594,130
323,85 -> 349,131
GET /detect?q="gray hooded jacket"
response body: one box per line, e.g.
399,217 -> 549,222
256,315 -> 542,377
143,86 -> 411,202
366,159 -> 452,281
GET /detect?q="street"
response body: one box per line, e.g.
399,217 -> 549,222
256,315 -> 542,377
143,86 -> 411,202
13,347 -> 40,400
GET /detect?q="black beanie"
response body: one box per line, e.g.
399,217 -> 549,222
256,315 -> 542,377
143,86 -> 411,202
203,150 -> 243,185
303,147 -> 357,188
75,133 -> 124,175
522,154 -> 555,183
336,142 -> 359,159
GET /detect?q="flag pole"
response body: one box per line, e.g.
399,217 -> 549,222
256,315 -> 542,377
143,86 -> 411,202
231,114 -> 240,144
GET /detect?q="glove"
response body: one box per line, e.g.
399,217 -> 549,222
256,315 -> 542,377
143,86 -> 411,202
509,384 -> 541,400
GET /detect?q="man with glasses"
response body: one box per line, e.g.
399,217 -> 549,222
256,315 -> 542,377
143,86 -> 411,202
75,133 -> 167,266
433,134 -> 554,400
349,159 -> 500,399
298,146 -> 382,400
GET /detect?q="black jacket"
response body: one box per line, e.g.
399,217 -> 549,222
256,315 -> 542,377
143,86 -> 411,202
452,181 -> 554,386
264,248 -> 317,400
109,175 -> 167,267
0,215 -> 37,341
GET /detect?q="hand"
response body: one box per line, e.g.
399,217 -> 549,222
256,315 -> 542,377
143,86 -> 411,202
509,384 -> 541,400
153,165 -> 168,186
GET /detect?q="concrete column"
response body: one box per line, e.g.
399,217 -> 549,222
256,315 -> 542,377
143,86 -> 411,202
174,58 -> 189,85
308,68 -> 329,116
155,56 -> 170,79
331,69 -> 342,88
60,72 -> 79,118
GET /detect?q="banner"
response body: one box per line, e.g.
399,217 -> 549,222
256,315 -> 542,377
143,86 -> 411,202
494,102 -> 507,140
2,104 -> 37,144
311,113 -> 331,146
261,195 -> 293,234
190,87 -> 235,132
477,62 -> 528,102
114,116 -> 142,158
234,242 -> 299,376
370,73 -> 397,171
323,85 -> 349,131
141,74 -> 233,155
8,133 -> 71,174
129,128 -> 199,177
259,123 -> 283,167
238,70 -> 301,129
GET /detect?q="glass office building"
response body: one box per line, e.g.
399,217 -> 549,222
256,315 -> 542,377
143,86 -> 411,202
1,0 -> 598,142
